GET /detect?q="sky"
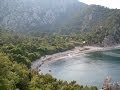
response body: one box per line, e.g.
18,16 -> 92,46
79,0 -> 120,9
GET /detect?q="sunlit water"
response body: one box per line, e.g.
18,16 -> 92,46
40,49 -> 120,88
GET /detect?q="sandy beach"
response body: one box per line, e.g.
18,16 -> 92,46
31,45 -> 120,70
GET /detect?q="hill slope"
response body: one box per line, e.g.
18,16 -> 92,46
0,0 -> 87,32
1,0 -> 120,46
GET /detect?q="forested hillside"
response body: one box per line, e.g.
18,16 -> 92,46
1,0 -> 120,89
59,5 -> 120,46
1,0 -> 120,46
0,29 -> 97,90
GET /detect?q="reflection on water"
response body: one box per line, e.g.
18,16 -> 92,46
40,49 -> 120,88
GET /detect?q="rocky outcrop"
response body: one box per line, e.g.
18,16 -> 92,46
0,0 -> 86,32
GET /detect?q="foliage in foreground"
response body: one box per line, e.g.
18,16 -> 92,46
0,53 -> 97,90
0,29 -> 97,90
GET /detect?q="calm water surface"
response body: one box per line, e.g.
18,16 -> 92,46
40,49 -> 120,88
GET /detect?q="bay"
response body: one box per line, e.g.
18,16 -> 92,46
40,49 -> 120,88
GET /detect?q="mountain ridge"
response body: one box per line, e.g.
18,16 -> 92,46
1,0 -> 120,46
0,0 -> 87,32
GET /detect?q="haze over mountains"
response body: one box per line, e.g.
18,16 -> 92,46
1,0 -> 120,46
0,0 -> 86,32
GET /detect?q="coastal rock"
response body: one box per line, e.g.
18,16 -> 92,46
102,35 -> 117,47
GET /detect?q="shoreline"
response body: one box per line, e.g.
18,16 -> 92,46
31,45 -> 120,70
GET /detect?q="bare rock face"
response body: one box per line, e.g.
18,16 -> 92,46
1,0 -> 120,46
0,0 -> 86,32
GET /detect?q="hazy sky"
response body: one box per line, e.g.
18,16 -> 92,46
79,0 -> 120,9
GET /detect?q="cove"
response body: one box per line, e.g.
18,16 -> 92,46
38,49 -> 120,88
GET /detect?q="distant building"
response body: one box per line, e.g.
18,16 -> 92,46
82,41 -> 86,44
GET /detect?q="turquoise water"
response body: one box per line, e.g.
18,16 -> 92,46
40,49 -> 120,88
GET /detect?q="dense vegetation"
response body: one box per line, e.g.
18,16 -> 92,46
0,29 -> 81,67
0,29 -> 97,90
1,0 -> 120,90
1,0 -> 120,46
